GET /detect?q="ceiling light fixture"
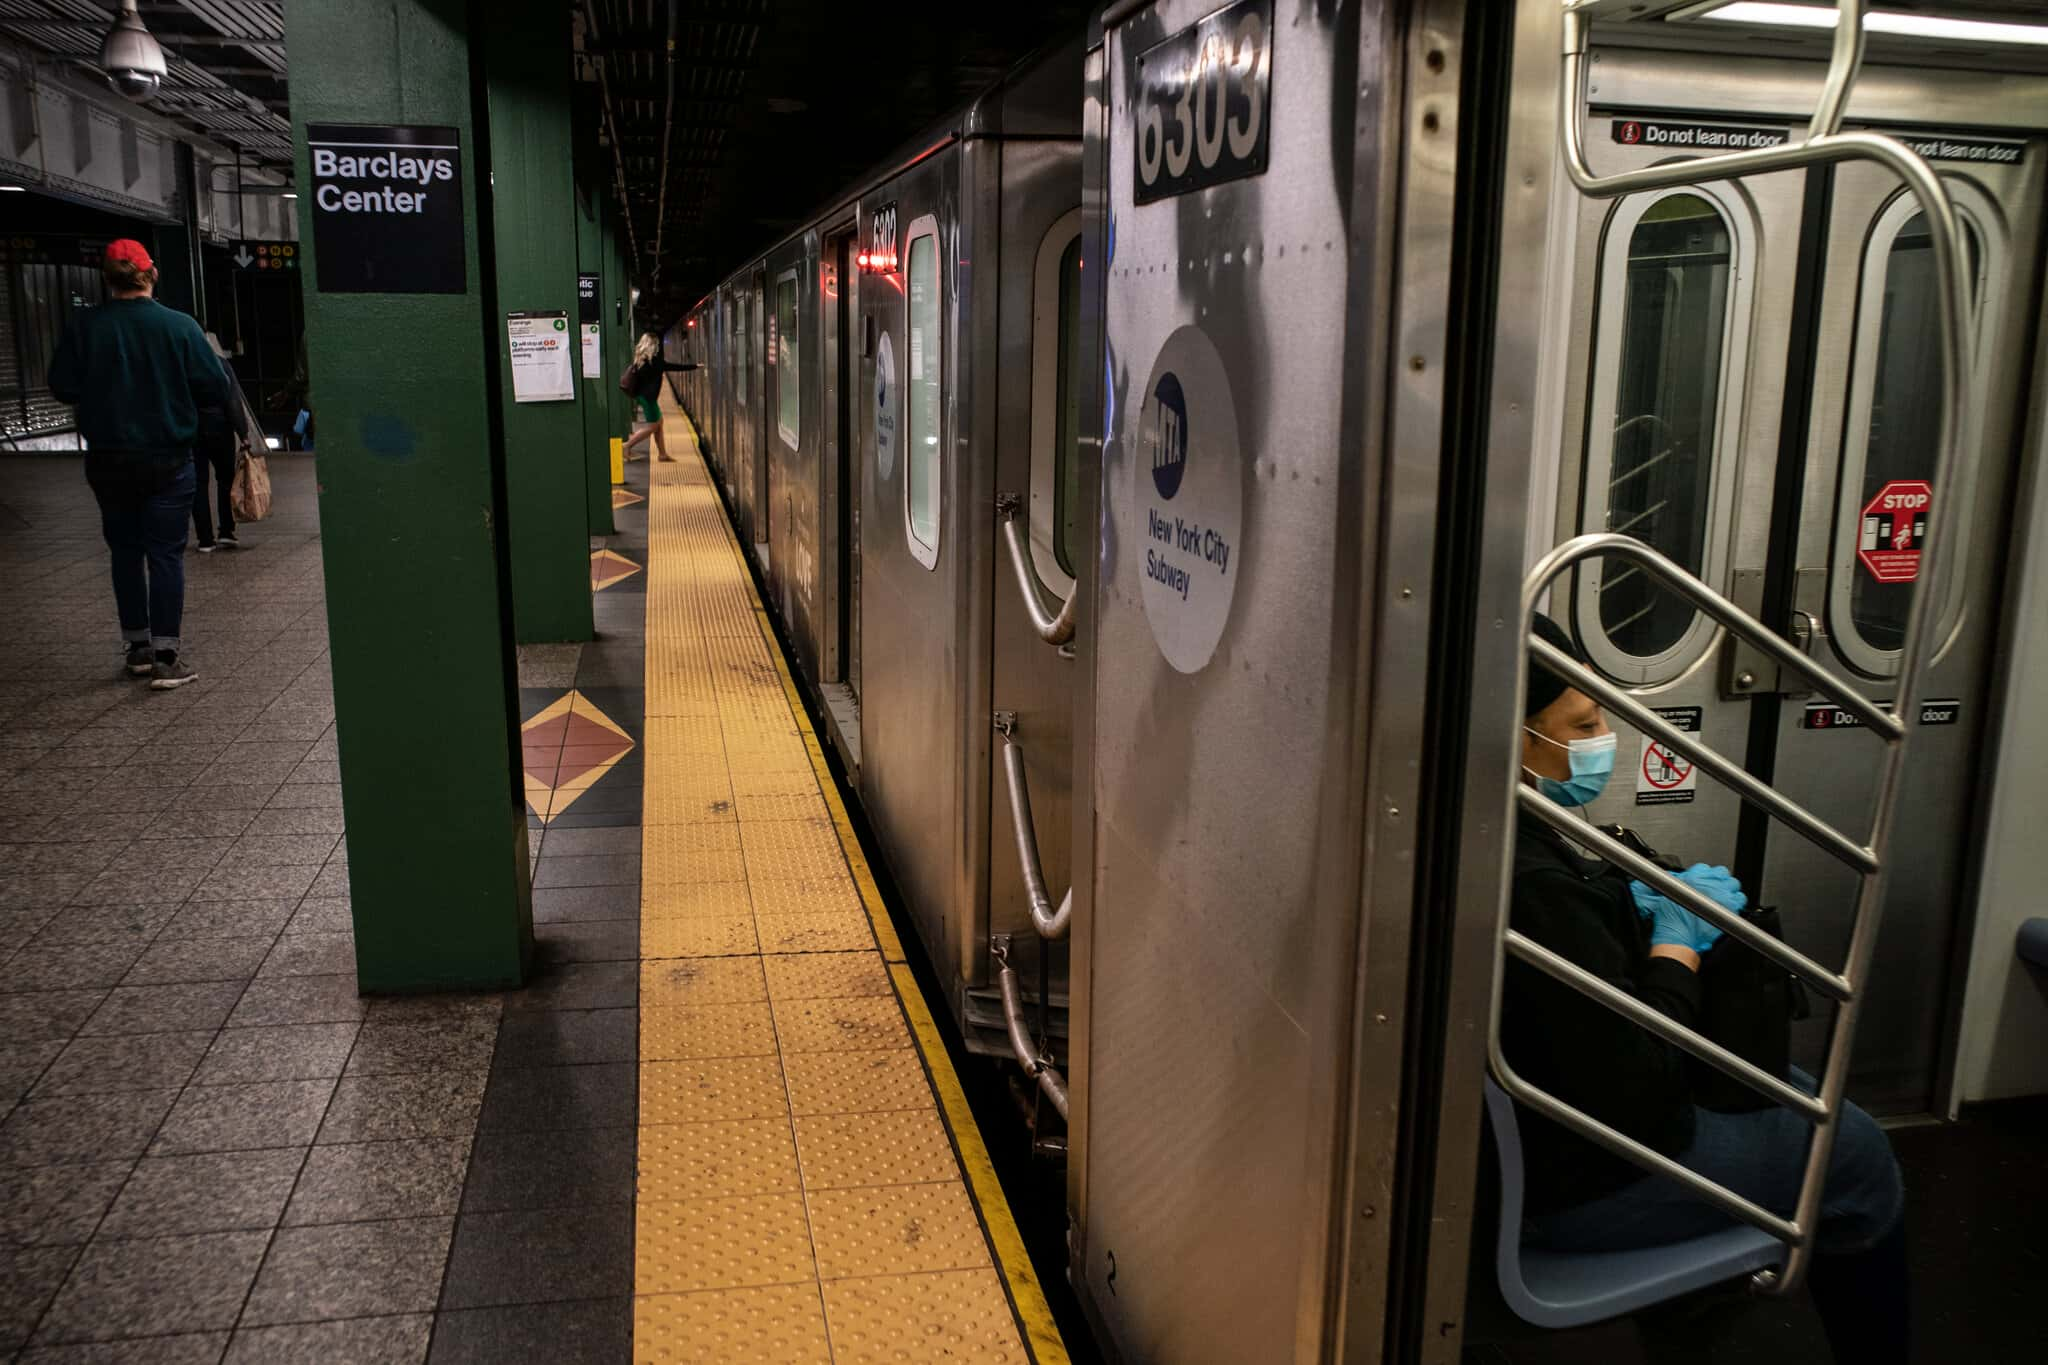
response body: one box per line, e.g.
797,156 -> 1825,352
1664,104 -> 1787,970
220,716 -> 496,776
1699,2 -> 2048,47
98,0 -> 168,101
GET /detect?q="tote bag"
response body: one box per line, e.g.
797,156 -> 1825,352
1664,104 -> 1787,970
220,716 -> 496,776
230,441 -> 273,523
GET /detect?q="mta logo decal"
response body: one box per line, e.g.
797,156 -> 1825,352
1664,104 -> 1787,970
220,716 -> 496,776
1151,371 -> 1187,500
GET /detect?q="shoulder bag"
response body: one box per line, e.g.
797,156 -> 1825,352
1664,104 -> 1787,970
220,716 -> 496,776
1598,825 -> 1808,1113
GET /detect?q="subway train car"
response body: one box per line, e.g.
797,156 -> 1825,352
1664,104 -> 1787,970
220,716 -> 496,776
668,2 -> 2048,1361
669,41 -> 1086,1071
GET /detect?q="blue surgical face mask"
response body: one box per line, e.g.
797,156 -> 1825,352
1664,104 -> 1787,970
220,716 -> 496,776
1525,728 -> 1617,808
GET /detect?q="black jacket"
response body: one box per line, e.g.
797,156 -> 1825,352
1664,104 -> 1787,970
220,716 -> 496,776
196,356 -> 250,444
631,358 -> 690,400
1503,810 -> 1704,1213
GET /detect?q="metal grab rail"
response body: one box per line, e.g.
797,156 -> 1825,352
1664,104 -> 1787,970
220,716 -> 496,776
993,935 -> 1070,1119
996,493 -> 1077,646
1487,0 -> 1974,1298
1520,783 -> 1848,1006
995,715 -> 1074,940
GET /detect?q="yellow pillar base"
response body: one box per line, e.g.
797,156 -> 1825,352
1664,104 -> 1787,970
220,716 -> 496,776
609,436 -> 624,486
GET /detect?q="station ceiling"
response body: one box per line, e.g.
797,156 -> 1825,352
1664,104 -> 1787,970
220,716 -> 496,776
0,1 -> 290,163
4,1 -> 1085,319
587,0 -> 1091,318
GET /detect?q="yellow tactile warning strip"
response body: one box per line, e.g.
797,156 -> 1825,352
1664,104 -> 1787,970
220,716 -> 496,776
634,397 -> 1069,1365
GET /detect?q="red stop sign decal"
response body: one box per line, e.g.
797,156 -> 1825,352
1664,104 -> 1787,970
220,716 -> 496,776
1857,480 -> 1930,585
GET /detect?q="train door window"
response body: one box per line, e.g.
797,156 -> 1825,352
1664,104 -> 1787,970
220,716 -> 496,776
735,294 -> 749,407
904,216 -> 941,570
1828,189 -> 1997,677
1575,186 -> 1754,685
775,269 -> 799,447
1028,211 -> 1084,596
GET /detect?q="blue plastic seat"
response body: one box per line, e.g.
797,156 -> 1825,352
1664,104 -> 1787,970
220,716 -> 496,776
1483,1078 -> 1784,1328
2018,918 -> 2048,968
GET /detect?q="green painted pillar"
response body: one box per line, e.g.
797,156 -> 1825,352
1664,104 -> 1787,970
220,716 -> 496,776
573,86 -> 614,536
286,0 -> 533,992
484,2 -> 594,643
605,200 -> 632,445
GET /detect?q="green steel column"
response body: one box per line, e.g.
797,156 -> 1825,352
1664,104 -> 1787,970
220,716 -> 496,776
485,2 -> 594,643
573,85 -> 614,535
286,0 -> 533,992
605,201 -> 632,443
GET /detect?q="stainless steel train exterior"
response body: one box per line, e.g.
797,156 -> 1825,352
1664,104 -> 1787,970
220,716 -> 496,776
668,43 -> 1086,1062
667,2 -> 2048,1361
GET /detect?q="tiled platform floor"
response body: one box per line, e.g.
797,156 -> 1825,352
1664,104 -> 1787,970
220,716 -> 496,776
0,452 -> 650,1363
1,414 -> 1064,1364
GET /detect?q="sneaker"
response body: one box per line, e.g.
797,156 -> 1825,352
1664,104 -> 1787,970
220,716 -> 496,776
217,533 -> 240,548
196,541 -> 217,554
124,643 -> 155,676
149,653 -> 200,691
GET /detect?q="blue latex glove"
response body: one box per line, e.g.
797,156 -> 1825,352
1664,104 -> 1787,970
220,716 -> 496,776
1629,863 -> 1745,953
1675,863 -> 1746,914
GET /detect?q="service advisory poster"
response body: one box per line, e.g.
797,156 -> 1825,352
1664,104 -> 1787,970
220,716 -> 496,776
578,272 -> 603,379
507,311 -> 574,403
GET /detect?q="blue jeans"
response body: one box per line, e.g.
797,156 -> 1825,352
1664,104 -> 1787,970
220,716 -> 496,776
1529,1070 -> 1904,1256
85,453 -> 193,653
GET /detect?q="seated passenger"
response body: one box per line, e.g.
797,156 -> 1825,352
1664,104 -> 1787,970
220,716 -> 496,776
1504,614 -> 1908,1364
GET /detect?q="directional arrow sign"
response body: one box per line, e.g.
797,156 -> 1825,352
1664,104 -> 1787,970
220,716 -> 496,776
228,241 -> 299,272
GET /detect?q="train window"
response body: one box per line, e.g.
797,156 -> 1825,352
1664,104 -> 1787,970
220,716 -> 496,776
729,297 -> 743,407
775,270 -> 799,447
745,294 -> 761,405
1056,237 -> 1085,576
905,217 -> 941,569
1829,190 -> 1998,677
1028,211 -> 1084,596
1576,186 -> 1752,685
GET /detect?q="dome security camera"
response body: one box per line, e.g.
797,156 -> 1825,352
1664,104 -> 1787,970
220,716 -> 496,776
99,1 -> 167,103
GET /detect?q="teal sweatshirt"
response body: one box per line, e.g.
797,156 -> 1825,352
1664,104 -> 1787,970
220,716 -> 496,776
47,297 -> 231,458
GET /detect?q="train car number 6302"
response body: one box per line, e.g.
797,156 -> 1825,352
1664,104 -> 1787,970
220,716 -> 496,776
1133,0 -> 1273,205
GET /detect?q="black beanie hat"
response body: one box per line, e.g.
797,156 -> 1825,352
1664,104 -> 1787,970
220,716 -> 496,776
1526,613 -> 1585,718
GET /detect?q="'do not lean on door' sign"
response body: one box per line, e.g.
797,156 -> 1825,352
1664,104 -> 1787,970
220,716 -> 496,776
304,123 -> 464,294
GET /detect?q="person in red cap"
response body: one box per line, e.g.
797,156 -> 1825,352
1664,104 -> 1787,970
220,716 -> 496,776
47,238 -> 230,689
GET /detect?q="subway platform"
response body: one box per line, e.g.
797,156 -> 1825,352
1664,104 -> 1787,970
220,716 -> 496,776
0,403 -> 1063,1363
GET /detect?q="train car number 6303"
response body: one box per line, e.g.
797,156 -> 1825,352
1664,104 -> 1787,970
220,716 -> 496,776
1133,0 -> 1273,205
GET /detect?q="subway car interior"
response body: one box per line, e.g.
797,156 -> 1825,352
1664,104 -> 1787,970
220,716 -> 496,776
661,2 -> 2047,1362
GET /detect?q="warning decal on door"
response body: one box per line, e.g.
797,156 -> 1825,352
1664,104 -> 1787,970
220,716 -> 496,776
1609,117 -> 1790,152
1858,480 -> 1931,584
1637,706 -> 1702,807
1801,699 -> 1962,730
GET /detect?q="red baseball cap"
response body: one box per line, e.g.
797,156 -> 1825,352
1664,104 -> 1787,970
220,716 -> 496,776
104,239 -> 153,270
